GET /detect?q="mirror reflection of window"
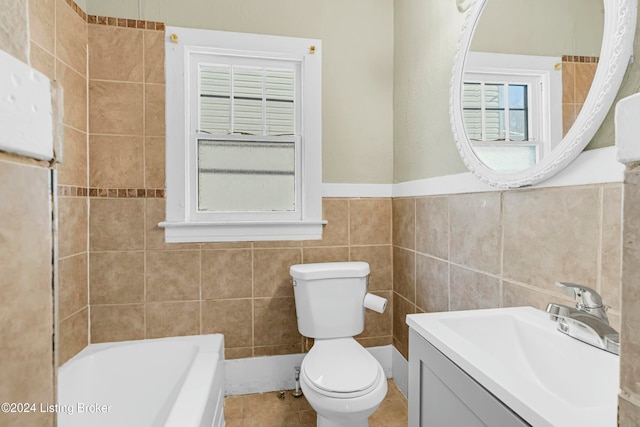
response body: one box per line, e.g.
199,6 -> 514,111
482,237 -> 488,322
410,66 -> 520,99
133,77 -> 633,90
462,77 -> 540,172
461,52 -> 562,172
463,82 -> 529,142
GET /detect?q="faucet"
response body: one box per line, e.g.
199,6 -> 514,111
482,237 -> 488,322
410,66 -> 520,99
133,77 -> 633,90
546,282 -> 619,355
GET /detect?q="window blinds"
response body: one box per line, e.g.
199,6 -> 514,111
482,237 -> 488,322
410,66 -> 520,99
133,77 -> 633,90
199,65 -> 295,136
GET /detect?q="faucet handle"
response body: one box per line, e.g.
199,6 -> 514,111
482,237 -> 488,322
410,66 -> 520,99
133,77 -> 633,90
554,282 -> 604,309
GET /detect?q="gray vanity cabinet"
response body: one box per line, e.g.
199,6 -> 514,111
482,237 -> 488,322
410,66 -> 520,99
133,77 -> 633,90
408,329 -> 530,427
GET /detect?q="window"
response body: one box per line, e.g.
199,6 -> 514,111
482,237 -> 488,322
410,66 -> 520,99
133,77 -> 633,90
163,27 -> 323,242
463,82 -> 529,142
462,52 -> 562,172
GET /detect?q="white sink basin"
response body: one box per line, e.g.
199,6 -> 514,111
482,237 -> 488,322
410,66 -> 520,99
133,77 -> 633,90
406,306 -> 619,427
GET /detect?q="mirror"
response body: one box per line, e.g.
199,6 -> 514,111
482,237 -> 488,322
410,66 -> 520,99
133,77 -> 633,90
450,0 -> 636,188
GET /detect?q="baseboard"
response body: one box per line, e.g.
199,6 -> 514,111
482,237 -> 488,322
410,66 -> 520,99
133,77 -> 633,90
391,346 -> 409,398
225,345 -> 393,396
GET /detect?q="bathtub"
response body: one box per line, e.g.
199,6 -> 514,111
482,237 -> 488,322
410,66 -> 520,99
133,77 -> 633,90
58,334 -> 225,427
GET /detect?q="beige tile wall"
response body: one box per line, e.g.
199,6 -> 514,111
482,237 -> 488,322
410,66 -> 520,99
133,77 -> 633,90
88,196 -> 393,358
620,166 -> 640,422
562,55 -> 598,136
30,0 -> 91,366
392,184 -> 623,359
0,2 -> 59,425
0,160 -> 54,427
85,21 -> 393,358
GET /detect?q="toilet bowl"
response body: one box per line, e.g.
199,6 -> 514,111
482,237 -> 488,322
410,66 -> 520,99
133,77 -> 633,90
290,262 -> 388,427
299,338 -> 387,427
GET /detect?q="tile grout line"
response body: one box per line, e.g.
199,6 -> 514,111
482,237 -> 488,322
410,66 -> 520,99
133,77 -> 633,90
251,244 -> 255,357
596,185 -> 604,295
84,23 -> 91,346
447,196 -> 451,312
499,191 -> 505,307
142,26 -> 149,340
413,197 -> 418,313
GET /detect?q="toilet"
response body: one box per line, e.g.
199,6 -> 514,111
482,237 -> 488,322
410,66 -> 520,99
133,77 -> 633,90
290,262 -> 388,427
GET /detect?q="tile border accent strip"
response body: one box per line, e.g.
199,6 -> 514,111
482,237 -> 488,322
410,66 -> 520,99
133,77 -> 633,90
562,55 -> 599,63
58,186 -> 165,198
62,0 -> 165,31
64,0 -> 87,21
87,15 -> 166,31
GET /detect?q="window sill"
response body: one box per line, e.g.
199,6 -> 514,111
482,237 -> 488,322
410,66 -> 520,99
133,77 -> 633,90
159,220 -> 327,243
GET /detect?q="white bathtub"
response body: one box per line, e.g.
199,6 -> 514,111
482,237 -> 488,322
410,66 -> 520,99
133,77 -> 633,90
58,335 -> 225,427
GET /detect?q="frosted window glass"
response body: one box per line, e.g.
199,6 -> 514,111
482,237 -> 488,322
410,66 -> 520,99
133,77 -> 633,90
197,140 -> 295,212
474,145 -> 537,172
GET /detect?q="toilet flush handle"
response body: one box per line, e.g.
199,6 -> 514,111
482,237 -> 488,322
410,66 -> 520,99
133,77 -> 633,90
364,293 -> 387,314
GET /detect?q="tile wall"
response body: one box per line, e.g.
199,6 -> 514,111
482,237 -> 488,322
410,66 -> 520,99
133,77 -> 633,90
391,184 -> 623,359
0,159 -> 54,427
29,0 -> 91,366
619,166 -> 640,423
0,158 -> 54,427
84,20 -> 393,358
6,2 -> 638,424
562,55 -> 598,136
88,195 -> 393,358
0,1 -> 56,426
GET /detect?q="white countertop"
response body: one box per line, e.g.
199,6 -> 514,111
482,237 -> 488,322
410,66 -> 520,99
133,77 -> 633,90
407,307 -> 619,427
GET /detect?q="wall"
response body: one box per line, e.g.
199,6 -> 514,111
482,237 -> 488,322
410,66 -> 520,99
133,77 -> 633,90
0,1 -> 54,426
391,184 -> 622,359
620,165 -> 640,424
393,1 -> 640,182
0,158 -> 53,427
85,0 -> 395,184
84,18 -> 393,358
562,55 -> 598,136
29,0 -> 91,366
393,1 -> 635,423
471,0 -> 603,57
393,0 -> 467,183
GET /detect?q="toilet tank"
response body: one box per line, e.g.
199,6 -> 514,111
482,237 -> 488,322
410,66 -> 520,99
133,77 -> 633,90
290,262 -> 370,339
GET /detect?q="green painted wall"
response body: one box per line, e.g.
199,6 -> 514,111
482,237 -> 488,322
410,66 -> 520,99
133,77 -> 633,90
394,0 -> 640,182
86,0 -> 395,184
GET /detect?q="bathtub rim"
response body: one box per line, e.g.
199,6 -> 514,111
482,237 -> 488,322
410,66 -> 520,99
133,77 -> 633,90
57,334 -> 225,427
58,334 -> 224,370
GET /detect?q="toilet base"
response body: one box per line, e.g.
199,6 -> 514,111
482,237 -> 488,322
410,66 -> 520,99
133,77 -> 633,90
317,413 -> 369,427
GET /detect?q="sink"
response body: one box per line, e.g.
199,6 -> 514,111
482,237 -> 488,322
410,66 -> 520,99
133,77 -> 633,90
406,306 -> 619,427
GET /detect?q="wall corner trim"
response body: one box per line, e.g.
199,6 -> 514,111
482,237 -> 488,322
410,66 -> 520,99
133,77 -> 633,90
616,93 -> 640,165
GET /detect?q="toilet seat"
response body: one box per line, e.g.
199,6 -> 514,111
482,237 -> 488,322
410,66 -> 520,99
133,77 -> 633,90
302,338 -> 382,398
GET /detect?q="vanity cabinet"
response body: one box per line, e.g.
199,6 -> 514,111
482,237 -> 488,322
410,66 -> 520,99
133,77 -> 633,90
408,329 -> 530,427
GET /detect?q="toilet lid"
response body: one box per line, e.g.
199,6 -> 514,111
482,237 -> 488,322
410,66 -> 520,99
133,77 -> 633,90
302,338 -> 381,394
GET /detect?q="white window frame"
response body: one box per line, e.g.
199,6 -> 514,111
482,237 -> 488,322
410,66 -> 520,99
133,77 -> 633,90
162,27 -> 323,242
464,52 -> 562,161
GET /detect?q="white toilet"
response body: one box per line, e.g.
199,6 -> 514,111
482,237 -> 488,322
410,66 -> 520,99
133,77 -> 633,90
290,262 -> 388,427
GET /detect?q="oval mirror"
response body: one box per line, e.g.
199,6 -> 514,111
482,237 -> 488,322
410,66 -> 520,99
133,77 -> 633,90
450,0 -> 636,188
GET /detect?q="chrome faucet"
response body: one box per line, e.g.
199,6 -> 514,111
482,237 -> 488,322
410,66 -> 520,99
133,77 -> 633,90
554,281 -> 609,323
546,282 -> 619,355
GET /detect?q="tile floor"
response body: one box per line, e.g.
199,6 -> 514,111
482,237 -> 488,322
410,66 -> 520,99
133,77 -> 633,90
224,379 -> 408,427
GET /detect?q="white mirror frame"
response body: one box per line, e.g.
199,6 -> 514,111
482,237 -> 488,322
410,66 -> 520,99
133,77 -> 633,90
450,0 -> 637,188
